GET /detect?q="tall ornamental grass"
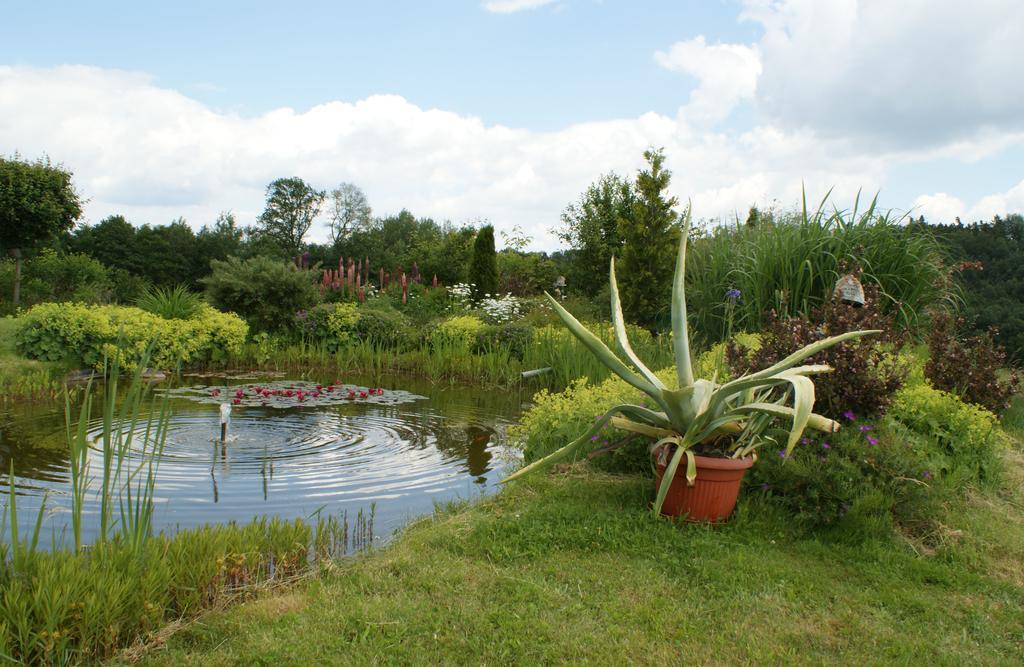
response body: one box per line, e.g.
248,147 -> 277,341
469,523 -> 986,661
686,193 -> 954,345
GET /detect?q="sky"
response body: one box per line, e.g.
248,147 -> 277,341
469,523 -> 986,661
1,0 -> 1022,250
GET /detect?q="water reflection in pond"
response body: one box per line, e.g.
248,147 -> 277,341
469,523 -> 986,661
0,375 -> 527,547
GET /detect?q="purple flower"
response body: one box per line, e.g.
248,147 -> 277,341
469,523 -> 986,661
859,424 -> 873,432
725,288 -> 742,302
866,435 -> 879,446
821,441 -> 831,450
922,470 -> 932,480
590,435 -> 598,442
778,450 -> 787,459
843,410 -> 856,421
800,437 -> 810,445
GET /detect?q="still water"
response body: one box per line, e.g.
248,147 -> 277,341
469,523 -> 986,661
0,373 -> 527,548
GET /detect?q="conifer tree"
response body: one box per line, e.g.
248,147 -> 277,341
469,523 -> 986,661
617,148 -> 681,328
469,224 -> 499,299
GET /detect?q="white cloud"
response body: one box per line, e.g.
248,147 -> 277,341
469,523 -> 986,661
0,64 -> 1019,253
482,0 -> 555,13
913,179 -> 1024,224
655,36 -> 761,127
968,180 -> 1024,221
912,192 -> 966,224
742,0 -> 1024,150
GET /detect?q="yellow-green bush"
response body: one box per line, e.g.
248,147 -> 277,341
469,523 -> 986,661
888,382 -> 1006,485
430,315 -> 487,350
513,367 -> 677,472
325,302 -> 359,342
14,302 -> 247,371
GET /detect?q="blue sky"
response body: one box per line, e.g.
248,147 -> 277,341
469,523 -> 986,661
1,0 -> 1022,248
2,1 -> 757,127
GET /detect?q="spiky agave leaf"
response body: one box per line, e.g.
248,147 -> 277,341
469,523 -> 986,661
543,292 -> 661,400
671,207 -> 695,388
501,403 -> 666,483
609,416 -> 675,440
731,402 -> 840,434
609,257 -> 665,390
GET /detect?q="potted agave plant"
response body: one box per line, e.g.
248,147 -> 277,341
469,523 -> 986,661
504,211 -> 878,521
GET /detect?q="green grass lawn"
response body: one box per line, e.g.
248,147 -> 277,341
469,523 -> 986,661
138,449 -> 1024,665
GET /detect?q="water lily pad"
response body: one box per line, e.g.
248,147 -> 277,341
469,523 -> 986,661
161,381 -> 426,409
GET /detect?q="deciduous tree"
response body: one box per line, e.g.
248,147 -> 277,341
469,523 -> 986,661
556,173 -> 633,295
257,177 -> 325,256
327,182 -> 372,245
0,155 -> 83,307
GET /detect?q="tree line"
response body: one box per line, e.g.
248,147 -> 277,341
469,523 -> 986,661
8,150 -> 1017,341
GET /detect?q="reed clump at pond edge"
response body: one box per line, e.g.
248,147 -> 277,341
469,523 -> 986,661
226,322 -> 675,391
0,352 -> 371,665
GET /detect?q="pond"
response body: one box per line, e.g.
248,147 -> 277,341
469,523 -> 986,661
0,373 -> 527,549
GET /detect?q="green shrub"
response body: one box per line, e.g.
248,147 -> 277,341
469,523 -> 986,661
430,315 -> 487,351
394,283 -> 450,323
927,214 -> 1024,362
474,322 -> 533,359
14,302 -> 247,370
203,256 -> 317,333
354,302 -> 414,349
295,302 -> 360,351
0,249 -> 112,310
135,284 -> 204,319
108,267 -> 151,304
745,420 -> 944,537
748,383 -> 1006,536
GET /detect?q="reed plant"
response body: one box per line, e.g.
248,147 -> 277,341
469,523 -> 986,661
0,349 -> 366,664
228,330 -> 664,391
686,192 -> 953,345
0,367 -> 62,402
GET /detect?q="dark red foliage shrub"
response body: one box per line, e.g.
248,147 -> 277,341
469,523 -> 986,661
924,311 -> 1020,413
728,284 -> 908,419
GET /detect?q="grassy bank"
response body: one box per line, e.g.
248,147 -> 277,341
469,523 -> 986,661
141,448 -> 1024,665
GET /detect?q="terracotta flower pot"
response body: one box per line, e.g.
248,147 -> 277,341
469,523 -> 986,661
654,453 -> 755,522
